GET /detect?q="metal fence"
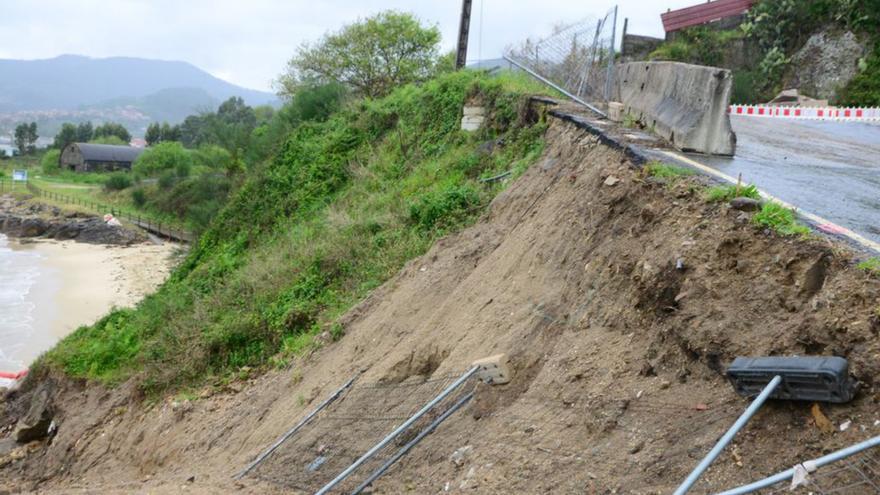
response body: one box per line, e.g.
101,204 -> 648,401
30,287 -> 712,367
504,6 -> 618,115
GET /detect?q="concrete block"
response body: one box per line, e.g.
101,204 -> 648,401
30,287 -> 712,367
608,102 -> 624,123
462,106 -> 486,117
461,115 -> 485,132
615,62 -> 736,155
472,354 -> 512,385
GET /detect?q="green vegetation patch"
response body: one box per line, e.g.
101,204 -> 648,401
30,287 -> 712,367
645,162 -> 697,179
752,202 -> 811,236
705,183 -> 760,203
40,70 -> 549,393
857,257 -> 880,276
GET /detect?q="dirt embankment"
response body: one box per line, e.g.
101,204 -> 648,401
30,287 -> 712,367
2,114 -> 879,494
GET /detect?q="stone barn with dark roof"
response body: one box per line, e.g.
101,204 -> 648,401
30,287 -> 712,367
60,143 -> 144,172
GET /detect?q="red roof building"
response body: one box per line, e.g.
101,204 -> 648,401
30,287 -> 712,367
661,0 -> 757,34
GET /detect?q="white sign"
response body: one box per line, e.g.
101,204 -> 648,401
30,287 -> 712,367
11,169 -> 27,182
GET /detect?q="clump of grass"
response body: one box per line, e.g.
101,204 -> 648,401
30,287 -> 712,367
622,113 -> 639,129
752,202 -> 811,236
857,258 -> 880,276
705,183 -> 760,202
645,161 -> 696,179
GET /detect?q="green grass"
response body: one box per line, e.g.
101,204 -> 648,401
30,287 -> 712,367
39,70 -> 549,393
752,202 -> 811,236
645,162 -> 696,179
857,258 -> 880,276
706,183 -> 761,202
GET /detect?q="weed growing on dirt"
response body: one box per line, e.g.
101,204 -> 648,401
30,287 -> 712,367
40,71 -> 549,393
857,258 -> 880,276
705,183 -> 760,202
752,202 -> 811,236
645,162 -> 696,179
622,113 -> 639,129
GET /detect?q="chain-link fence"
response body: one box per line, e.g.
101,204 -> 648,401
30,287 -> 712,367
505,6 -> 618,114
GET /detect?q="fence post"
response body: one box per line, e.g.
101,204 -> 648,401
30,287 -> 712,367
604,5 -> 619,102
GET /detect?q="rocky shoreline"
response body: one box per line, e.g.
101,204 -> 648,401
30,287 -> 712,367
0,195 -> 145,246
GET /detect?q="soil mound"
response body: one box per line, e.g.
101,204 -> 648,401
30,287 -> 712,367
2,115 -> 879,493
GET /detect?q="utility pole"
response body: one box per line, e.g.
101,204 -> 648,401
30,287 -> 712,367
455,0 -> 473,69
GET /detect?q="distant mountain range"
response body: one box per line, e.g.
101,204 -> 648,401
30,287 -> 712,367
0,55 -> 278,138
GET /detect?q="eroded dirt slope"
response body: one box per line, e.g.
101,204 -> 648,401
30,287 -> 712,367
2,116 -> 879,494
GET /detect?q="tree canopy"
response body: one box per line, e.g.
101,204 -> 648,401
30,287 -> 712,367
14,122 -> 38,155
277,11 -> 442,98
94,122 -> 131,143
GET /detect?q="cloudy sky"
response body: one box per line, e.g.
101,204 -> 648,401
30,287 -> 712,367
0,0 -> 700,93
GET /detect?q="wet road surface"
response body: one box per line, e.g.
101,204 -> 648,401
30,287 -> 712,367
696,116 -> 880,245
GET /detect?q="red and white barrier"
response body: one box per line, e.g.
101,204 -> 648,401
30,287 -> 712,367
728,105 -> 880,122
0,369 -> 28,388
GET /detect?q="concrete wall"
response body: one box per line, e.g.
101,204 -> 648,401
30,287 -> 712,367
621,34 -> 664,62
614,62 -> 736,155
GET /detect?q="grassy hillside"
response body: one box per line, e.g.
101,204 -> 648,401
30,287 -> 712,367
39,71 -> 548,393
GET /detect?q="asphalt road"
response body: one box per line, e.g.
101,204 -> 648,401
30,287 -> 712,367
695,116 -> 880,246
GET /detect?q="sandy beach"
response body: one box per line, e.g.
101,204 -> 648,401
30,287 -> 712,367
2,237 -> 180,370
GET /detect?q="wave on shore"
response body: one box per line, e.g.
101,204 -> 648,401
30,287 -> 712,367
0,234 -> 41,370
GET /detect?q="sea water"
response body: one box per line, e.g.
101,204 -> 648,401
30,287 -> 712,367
0,234 -> 43,371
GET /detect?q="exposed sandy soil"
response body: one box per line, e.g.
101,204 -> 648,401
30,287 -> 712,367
1,114 -> 879,494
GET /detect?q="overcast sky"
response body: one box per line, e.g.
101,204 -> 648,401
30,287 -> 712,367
0,0 -> 701,93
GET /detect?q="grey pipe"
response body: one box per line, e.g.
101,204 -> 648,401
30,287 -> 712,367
314,366 -> 479,495
502,56 -> 608,118
350,391 -> 474,495
234,373 -> 359,480
674,375 -> 782,495
715,435 -> 880,495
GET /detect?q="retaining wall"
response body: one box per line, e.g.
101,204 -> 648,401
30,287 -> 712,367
615,61 -> 736,155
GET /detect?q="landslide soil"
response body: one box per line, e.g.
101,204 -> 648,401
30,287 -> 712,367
2,116 -> 880,494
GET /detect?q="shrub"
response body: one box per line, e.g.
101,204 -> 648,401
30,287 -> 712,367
752,202 -> 811,236
409,183 -> 481,232
158,170 -> 177,189
131,187 -> 147,207
104,172 -> 133,191
41,149 -> 61,175
133,141 -> 193,177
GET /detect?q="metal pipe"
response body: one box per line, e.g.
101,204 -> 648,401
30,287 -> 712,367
674,375 -> 782,495
715,435 -> 880,495
315,366 -> 479,495
350,391 -> 474,495
604,6 -> 619,102
234,373 -> 360,480
502,56 -> 607,118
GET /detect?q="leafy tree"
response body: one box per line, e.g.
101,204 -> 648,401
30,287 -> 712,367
41,149 -> 61,175
133,141 -> 193,177
145,123 -> 161,146
277,11 -> 442,98
76,121 -> 94,142
94,122 -> 131,143
54,123 -> 79,149
89,135 -> 128,146
14,122 -> 38,155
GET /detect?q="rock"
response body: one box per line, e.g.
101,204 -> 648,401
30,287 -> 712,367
604,176 -> 621,187
629,440 -> 645,454
13,385 -> 53,443
729,197 -> 761,212
787,30 -> 867,101
0,437 -> 16,457
450,445 -> 472,467
19,218 -> 49,237
186,475 -> 196,483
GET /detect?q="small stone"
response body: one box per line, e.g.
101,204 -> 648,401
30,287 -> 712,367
729,197 -> 761,211
629,440 -> 645,454
659,379 -> 671,390
450,445 -> 472,467
186,475 -> 195,483
604,176 -> 621,187
840,420 -> 852,432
